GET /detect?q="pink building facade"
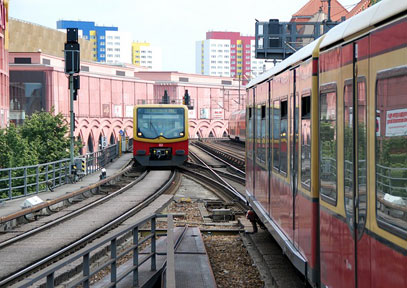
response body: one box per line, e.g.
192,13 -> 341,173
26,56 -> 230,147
9,52 -> 245,154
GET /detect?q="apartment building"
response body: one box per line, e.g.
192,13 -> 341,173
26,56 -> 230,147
196,31 -> 272,83
132,42 -> 162,70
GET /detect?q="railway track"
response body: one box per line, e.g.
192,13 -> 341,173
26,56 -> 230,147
0,169 -> 179,287
190,140 -> 245,176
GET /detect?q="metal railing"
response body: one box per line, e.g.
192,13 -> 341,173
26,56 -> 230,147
84,144 -> 119,175
16,213 -> 163,288
0,159 -> 71,201
0,144 -> 120,201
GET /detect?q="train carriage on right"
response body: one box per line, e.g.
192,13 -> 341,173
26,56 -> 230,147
245,0 -> 407,287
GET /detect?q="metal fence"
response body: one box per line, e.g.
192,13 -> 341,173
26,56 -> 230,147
0,144 -> 119,201
17,213 -> 162,288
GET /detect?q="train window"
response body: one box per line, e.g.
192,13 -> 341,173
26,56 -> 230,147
261,105 -> 266,119
280,100 -> 288,174
247,106 -> 253,159
343,81 -> 354,221
273,101 -> 280,171
301,95 -> 311,190
376,67 -> 407,238
320,85 -> 337,205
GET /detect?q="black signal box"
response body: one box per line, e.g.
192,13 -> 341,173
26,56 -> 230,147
65,42 -> 80,74
67,28 -> 78,43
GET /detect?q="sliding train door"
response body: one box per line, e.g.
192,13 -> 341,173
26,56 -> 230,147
342,36 -> 370,288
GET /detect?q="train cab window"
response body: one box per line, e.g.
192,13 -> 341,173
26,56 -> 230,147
320,85 -> 337,205
301,95 -> 311,190
273,101 -> 280,171
280,100 -> 288,174
376,67 -> 407,237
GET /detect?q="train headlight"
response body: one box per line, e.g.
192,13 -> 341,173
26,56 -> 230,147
137,132 -> 142,136
180,132 -> 184,136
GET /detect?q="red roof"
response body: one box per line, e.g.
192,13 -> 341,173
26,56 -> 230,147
346,0 -> 370,19
291,0 -> 348,22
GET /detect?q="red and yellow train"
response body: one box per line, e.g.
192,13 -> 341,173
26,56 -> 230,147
228,109 -> 246,142
133,104 -> 189,167
246,1 -> 407,287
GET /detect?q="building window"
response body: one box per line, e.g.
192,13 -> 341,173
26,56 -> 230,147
237,44 -> 242,48
246,44 -> 251,48
115,36 -> 120,39
100,48 -> 105,52
100,42 -> 105,45
115,48 -> 120,52
107,36 -> 113,39
100,36 -> 105,39
231,45 -> 236,48
115,42 -> 120,45
141,51 -> 146,53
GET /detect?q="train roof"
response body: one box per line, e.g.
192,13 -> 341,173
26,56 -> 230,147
247,0 -> 407,89
320,0 -> 407,49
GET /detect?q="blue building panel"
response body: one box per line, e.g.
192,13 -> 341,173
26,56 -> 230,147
56,20 -> 118,62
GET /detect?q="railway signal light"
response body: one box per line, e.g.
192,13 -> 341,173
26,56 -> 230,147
162,90 -> 170,104
64,28 -> 80,74
183,90 -> 193,110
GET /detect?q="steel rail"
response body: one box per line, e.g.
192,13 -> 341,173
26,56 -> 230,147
191,142 -> 245,177
184,151 -> 247,205
0,170 -> 177,287
0,170 -> 148,249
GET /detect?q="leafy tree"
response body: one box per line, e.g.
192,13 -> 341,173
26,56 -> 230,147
20,110 -> 70,164
0,124 -> 39,168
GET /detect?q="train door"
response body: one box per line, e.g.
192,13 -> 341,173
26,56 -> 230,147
343,37 -> 370,288
291,68 -> 299,247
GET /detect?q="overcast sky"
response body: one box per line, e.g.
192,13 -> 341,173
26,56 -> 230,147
9,0 -> 359,73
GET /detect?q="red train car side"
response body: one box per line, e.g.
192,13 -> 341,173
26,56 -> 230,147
245,1 -> 407,287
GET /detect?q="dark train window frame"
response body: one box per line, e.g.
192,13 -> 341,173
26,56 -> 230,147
272,100 -> 281,172
300,92 -> 311,191
280,98 -> 288,176
319,83 -> 338,207
375,66 -> 407,240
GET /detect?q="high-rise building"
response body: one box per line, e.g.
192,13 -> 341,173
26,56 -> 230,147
105,30 -> 132,64
196,31 -> 272,83
57,20 -> 121,63
132,42 -> 162,70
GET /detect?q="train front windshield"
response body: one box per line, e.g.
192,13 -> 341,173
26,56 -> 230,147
137,108 -> 185,139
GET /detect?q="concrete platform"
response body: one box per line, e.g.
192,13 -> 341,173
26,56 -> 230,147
0,153 -> 134,222
174,227 -> 217,288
